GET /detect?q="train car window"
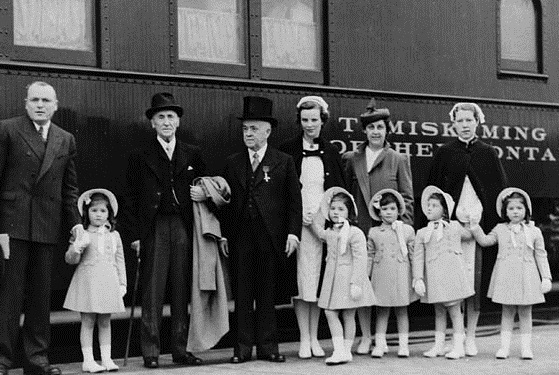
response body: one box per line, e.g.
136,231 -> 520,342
10,0 -> 97,66
498,0 -> 542,75
174,0 -> 324,83
177,0 -> 245,65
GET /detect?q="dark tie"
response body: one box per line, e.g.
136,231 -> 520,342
252,153 -> 260,172
37,126 -> 46,143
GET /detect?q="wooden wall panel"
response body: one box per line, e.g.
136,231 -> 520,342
329,0 -> 559,103
106,0 -> 171,73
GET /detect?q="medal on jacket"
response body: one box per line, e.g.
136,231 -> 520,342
262,165 -> 270,182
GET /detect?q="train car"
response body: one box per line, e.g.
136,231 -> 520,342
1,0 -> 558,362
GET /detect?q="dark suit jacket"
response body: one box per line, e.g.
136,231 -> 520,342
222,146 -> 302,255
279,135 -> 346,189
121,137 -> 205,242
0,116 -> 80,244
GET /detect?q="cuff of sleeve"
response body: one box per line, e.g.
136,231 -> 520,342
288,234 -> 300,243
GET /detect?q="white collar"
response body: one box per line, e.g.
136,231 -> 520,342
87,223 -> 111,233
157,136 -> 176,152
33,120 -> 51,132
302,137 -> 318,150
365,146 -> 383,172
248,143 -> 268,161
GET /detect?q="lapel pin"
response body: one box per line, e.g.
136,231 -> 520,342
262,165 -> 270,182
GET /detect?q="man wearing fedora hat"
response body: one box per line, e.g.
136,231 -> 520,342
221,96 -> 302,363
121,92 -> 206,368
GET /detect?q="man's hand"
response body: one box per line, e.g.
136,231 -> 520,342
131,240 -> 141,257
190,185 -> 206,202
285,237 -> 298,257
218,238 -> 229,257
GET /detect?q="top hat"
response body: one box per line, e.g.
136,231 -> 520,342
145,92 -> 183,119
421,185 -> 455,219
77,188 -> 118,217
237,96 -> 278,127
360,98 -> 390,128
496,187 -> 532,218
368,188 -> 406,221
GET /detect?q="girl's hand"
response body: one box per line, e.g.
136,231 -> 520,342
218,238 -> 229,257
350,284 -> 362,300
120,285 -> 127,298
541,278 -> 552,294
302,212 -> 313,226
413,279 -> 426,297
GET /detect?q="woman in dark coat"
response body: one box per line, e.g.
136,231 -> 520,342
279,96 -> 345,359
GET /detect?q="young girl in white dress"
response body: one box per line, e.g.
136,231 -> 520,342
367,189 -> 417,358
309,187 -> 376,365
470,187 -> 552,359
64,189 -> 127,373
413,185 -> 474,359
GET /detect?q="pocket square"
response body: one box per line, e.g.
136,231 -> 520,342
188,166 -> 194,170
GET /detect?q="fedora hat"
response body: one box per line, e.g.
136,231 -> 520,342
421,185 -> 455,219
368,188 -> 406,221
360,98 -> 390,128
237,96 -> 278,127
145,92 -> 183,119
78,188 -> 118,217
496,187 -> 532,218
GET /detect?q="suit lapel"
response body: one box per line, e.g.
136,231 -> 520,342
354,145 -> 371,205
232,152 -> 249,190
37,124 -> 63,182
253,148 -> 279,187
144,139 -> 165,181
174,141 -> 190,176
17,118 -> 45,160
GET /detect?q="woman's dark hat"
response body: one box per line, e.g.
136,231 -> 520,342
237,96 -> 278,127
145,92 -> 184,119
360,98 -> 390,128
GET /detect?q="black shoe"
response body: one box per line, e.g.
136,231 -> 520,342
143,357 -> 159,369
172,352 -> 202,366
0,364 -> 8,375
257,353 -> 285,362
23,365 -> 61,375
230,355 -> 250,364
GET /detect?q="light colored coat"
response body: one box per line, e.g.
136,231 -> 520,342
313,223 -> 376,310
473,223 -> 552,305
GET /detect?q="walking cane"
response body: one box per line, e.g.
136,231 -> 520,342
123,252 -> 141,366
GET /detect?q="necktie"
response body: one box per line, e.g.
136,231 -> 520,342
37,126 -> 46,142
252,153 -> 260,172
164,145 -> 172,160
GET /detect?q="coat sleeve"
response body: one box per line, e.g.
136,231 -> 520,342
471,225 -> 498,247
61,134 -> 81,228
366,228 -> 376,277
285,155 -> 302,239
412,229 -> 425,281
350,228 -> 368,286
533,227 -> 552,280
0,121 -> 7,183
405,225 -> 416,262
397,153 -> 414,226
114,231 -> 127,288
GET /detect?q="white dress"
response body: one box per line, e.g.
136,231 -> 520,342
295,153 -> 325,302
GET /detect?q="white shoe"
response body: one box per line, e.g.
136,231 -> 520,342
371,345 -> 385,358
398,333 -> 410,357
496,331 -> 512,359
520,334 -> 533,360
465,337 -> 478,356
101,360 -> 119,372
344,339 -> 354,362
82,361 -> 106,373
423,332 -> 446,358
356,337 -> 372,354
445,333 -> 465,360
325,337 -> 348,365
310,341 -> 325,357
298,341 -> 311,359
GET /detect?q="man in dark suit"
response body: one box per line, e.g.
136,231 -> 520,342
0,81 -> 82,375
121,92 -> 205,369
222,96 -> 302,363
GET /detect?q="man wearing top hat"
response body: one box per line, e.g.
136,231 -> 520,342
221,96 -> 302,363
120,92 -> 206,368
